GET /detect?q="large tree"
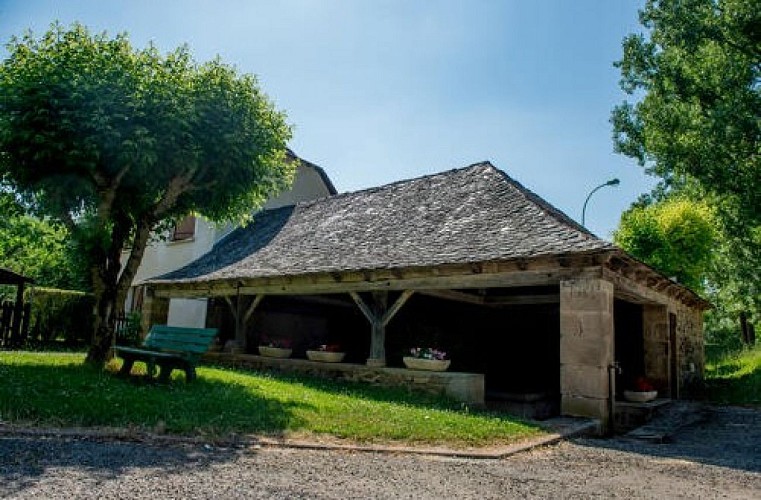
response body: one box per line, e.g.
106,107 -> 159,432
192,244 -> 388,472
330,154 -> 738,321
612,0 -> 760,340
611,0 -> 760,228
0,24 -> 293,364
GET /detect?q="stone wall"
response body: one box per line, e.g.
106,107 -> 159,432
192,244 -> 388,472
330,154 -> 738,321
204,352 -> 485,406
559,278 -> 615,429
672,301 -> 704,397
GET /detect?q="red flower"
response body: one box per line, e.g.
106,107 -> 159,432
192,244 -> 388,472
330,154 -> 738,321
634,376 -> 655,392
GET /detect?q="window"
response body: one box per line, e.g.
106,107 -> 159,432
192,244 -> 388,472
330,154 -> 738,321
171,216 -> 196,241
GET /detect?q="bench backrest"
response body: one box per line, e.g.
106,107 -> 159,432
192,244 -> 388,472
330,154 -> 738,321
143,325 -> 218,356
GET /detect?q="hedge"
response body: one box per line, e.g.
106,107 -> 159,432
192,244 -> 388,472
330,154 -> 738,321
25,287 -> 94,345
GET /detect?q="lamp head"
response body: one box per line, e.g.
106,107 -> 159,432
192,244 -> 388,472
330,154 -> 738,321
606,178 -> 620,187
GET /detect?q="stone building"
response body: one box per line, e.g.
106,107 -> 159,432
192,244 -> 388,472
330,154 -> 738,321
144,161 -> 709,429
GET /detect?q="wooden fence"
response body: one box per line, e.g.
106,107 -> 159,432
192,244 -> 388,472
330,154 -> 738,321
0,300 -> 31,347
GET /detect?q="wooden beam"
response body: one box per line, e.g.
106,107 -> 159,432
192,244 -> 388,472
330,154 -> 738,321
224,294 -> 264,350
417,289 -> 558,306
417,289 -> 485,305
381,290 -> 414,327
242,294 -> 264,325
154,266 -> 604,299
349,290 -> 413,366
484,294 -> 559,306
223,296 -> 236,317
349,292 -> 374,323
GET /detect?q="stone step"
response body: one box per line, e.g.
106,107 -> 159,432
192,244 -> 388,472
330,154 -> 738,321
624,401 -> 708,443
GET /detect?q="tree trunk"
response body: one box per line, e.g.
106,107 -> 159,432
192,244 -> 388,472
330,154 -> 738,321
85,212 -> 133,366
83,175 -> 189,366
85,277 -> 119,365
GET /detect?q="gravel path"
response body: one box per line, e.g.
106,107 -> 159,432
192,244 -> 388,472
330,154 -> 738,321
1,406 -> 759,499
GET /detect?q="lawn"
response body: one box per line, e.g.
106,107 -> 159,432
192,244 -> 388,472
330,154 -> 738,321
705,345 -> 761,407
0,351 -> 541,446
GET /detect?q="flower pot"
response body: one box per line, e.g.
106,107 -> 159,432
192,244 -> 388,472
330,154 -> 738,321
623,390 -> 658,403
402,357 -> 451,372
258,346 -> 293,358
306,350 -> 345,363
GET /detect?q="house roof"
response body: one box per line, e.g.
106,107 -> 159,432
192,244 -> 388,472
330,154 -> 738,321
286,148 -> 337,196
151,162 -> 614,284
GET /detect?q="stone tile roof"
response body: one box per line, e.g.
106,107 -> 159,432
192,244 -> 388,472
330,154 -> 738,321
152,162 -> 614,283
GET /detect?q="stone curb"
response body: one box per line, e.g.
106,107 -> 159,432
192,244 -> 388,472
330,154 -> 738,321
256,419 -> 599,459
0,419 -> 598,460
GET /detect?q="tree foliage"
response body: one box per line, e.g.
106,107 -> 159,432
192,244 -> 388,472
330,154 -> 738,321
614,198 -> 717,291
0,23 -> 294,364
613,0 -> 760,345
612,0 -> 760,228
0,191 -> 87,291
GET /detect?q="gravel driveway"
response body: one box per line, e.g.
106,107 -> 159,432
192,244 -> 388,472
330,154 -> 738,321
1,406 -> 759,499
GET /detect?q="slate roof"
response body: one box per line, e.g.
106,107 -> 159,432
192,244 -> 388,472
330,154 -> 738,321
152,162 -> 614,284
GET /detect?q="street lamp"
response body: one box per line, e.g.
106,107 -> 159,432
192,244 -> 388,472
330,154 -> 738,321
581,178 -> 620,227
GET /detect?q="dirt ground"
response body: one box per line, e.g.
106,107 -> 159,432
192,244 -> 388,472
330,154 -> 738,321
1,405 -> 759,499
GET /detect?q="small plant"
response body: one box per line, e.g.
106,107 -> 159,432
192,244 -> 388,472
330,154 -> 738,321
260,336 -> 292,349
315,344 -> 342,352
632,376 -> 655,392
408,347 -> 447,360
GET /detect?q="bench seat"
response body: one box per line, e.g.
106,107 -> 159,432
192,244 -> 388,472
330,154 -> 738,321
114,325 -> 218,382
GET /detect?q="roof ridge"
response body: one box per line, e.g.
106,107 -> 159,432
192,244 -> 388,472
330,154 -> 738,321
295,160 -> 495,208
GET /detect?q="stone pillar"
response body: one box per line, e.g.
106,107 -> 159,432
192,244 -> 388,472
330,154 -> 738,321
642,304 -> 669,395
560,278 -> 614,430
140,287 -> 169,339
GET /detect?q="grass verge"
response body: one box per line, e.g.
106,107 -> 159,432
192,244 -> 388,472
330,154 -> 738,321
0,351 -> 541,446
705,345 -> 761,407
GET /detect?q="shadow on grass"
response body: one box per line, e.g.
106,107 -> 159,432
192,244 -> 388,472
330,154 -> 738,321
0,358 -> 319,494
206,363 -> 541,427
705,363 -> 761,407
0,362 -> 313,437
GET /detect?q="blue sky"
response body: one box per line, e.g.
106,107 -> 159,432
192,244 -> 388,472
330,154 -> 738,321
0,1 -> 653,238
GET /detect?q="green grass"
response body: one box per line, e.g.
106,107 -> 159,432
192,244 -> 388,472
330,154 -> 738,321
0,351 -> 541,446
705,345 -> 761,407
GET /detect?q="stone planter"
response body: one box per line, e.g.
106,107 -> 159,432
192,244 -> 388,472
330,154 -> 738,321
623,390 -> 658,403
258,346 -> 293,358
402,357 -> 451,372
306,350 -> 345,363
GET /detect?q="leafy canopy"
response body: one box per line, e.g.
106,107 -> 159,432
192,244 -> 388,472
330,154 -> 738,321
614,198 -> 717,291
0,22 -> 293,228
611,0 -> 760,228
0,191 -> 87,291
0,23 -> 294,363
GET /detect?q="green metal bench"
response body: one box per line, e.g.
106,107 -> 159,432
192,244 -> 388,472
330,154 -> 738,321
114,325 -> 218,382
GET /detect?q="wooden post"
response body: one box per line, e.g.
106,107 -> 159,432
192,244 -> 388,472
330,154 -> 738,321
10,281 -> 24,345
350,290 -> 413,367
224,294 -> 264,352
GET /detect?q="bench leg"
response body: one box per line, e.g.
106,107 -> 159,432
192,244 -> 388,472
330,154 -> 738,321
157,364 -> 174,383
146,360 -> 158,379
118,358 -> 135,377
184,365 -> 197,382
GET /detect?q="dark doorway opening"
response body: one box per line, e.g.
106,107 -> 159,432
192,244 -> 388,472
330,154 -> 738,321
614,299 -> 645,396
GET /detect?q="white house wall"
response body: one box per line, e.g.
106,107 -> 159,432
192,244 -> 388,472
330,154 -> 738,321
124,162 -> 334,328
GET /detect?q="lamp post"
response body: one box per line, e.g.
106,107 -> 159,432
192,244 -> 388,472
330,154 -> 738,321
581,178 -> 620,227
